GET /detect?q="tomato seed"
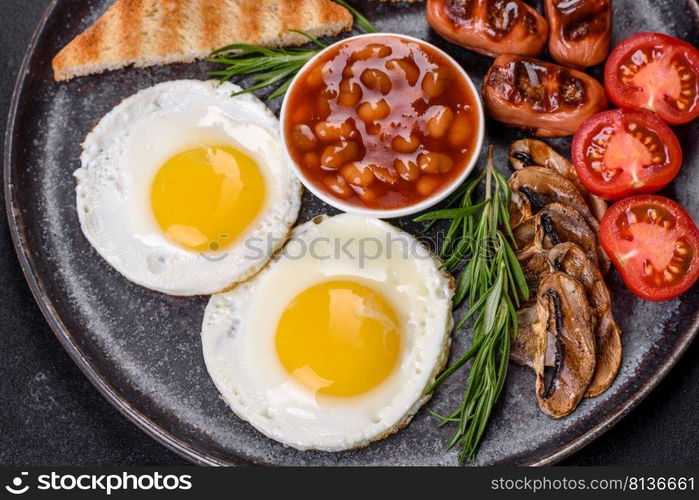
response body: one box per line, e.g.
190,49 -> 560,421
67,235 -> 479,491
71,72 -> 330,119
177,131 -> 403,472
643,261 -> 654,276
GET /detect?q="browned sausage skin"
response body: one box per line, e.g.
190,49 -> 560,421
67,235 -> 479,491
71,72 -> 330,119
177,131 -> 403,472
544,0 -> 612,68
426,0 -> 549,58
482,55 -> 608,137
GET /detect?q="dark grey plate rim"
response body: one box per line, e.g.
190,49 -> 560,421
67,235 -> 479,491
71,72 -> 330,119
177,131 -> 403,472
4,0 -> 699,467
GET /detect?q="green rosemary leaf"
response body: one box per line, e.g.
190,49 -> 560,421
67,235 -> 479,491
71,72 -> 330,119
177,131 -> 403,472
418,146 -> 528,463
427,331 -> 486,393
208,2 -> 377,99
441,236 -> 471,271
439,216 -> 464,259
332,0 -> 377,33
267,76 -> 295,100
483,271 -> 504,333
413,200 -> 489,221
502,233 -> 530,300
454,283 -> 494,330
453,256 -> 475,306
287,29 -> 328,48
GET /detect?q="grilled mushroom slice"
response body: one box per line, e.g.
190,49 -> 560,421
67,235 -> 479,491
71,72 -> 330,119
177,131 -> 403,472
520,248 -> 552,298
513,216 -> 537,250
509,139 -> 607,222
548,243 -> 622,397
533,272 -> 596,418
518,203 -> 609,274
511,250 -> 556,368
513,243 -> 621,396
509,166 -> 598,231
511,305 -> 556,367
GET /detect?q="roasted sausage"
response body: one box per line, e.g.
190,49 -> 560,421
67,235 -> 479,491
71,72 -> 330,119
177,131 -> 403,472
426,0 -> 549,58
482,55 -> 608,137
544,0 -> 612,68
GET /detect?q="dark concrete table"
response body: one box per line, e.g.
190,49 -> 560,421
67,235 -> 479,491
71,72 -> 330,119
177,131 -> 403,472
1,0 -> 697,466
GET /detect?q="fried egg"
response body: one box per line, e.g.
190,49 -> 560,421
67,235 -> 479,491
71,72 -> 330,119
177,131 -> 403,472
76,80 -> 302,295
201,214 -> 454,451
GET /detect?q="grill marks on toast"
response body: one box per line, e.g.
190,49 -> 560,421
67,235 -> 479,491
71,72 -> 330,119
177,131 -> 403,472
118,0 -> 146,62
199,2 -> 223,50
52,0 -> 353,81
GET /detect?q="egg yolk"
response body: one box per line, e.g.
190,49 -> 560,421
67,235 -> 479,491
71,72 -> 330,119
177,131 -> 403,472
275,280 -> 401,397
151,145 -> 265,252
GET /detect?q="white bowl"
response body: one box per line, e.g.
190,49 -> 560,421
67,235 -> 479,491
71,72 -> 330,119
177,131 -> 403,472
280,33 -> 485,219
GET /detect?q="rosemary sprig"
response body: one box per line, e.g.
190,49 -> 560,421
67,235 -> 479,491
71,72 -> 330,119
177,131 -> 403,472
207,32 -> 324,99
332,0 -> 377,33
415,146 -> 529,464
207,1 -> 377,99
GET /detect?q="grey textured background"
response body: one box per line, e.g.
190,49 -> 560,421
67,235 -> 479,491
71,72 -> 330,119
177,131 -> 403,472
1,0 -> 697,466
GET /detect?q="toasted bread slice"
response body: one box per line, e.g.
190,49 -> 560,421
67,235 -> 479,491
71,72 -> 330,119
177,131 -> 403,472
52,0 -> 353,81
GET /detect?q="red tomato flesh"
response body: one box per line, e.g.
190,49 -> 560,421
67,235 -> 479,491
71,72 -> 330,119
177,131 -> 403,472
600,195 -> 699,301
604,32 -> 699,124
572,109 -> 682,200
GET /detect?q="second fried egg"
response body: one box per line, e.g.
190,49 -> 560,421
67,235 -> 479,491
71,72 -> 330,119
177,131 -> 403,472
201,214 -> 454,451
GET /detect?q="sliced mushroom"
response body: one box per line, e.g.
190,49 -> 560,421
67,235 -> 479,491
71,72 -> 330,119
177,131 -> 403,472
533,272 -> 596,418
509,139 -> 607,222
509,166 -> 598,232
510,250 -> 556,368
548,243 -> 622,397
513,216 -> 536,250
520,248 -> 552,298
510,304 -> 556,368
513,242 -> 621,396
517,203 -> 609,274
512,304 -> 556,368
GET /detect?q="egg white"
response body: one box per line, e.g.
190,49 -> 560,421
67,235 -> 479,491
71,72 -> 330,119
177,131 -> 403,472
201,214 -> 454,451
76,80 -> 302,295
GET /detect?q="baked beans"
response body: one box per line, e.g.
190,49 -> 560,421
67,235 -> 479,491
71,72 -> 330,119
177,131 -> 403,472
284,35 -> 480,210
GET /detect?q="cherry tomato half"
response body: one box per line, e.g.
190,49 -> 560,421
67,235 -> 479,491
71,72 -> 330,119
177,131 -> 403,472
604,32 -> 699,125
571,109 -> 682,200
600,195 -> 699,301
